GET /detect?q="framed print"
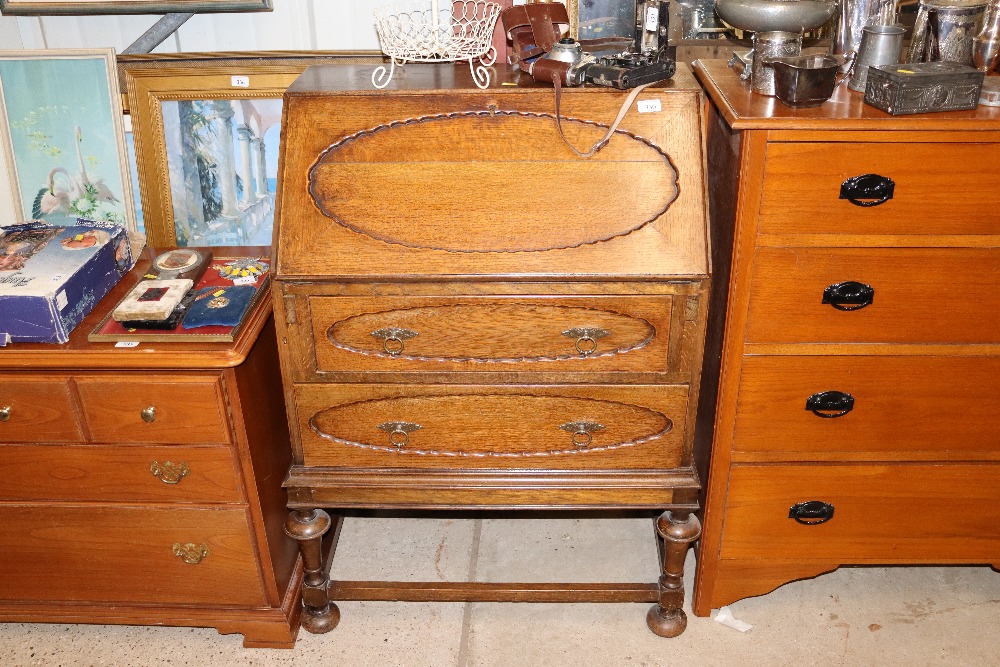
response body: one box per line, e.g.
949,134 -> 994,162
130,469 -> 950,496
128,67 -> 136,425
0,0 -> 272,15
0,48 -> 137,233
122,52 -> 382,247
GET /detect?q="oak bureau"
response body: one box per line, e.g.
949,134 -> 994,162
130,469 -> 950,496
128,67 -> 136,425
691,59 -> 1000,615
273,63 -> 712,636
0,246 -> 301,648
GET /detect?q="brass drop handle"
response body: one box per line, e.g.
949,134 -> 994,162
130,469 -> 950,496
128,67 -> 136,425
377,421 -> 422,447
140,406 -> 156,423
562,327 -> 610,356
172,542 -> 210,564
0,405 -> 10,422
150,461 -> 189,484
559,420 -> 605,448
370,326 -> 418,356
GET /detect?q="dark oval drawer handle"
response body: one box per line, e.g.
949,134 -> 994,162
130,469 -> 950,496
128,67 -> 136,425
840,173 -> 894,207
788,500 -> 835,525
805,391 -> 855,418
822,281 -> 874,311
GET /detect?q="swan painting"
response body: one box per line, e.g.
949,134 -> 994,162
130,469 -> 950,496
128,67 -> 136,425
0,51 -> 134,230
31,126 -> 121,221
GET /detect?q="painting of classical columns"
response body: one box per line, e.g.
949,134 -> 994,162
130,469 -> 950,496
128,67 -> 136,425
161,97 -> 281,247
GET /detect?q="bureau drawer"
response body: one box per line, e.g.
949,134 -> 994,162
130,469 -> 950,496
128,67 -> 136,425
0,505 -> 266,606
309,295 -> 676,375
720,463 -> 1000,562
733,356 -> 1000,460
758,142 -> 1000,236
0,377 -> 85,443
74,375 -> 230,444
746,247 -> 1000,344
294,383 -> 689,470
0,445 -> 243,503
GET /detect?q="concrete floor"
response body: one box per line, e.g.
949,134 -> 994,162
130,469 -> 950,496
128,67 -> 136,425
1,515 -> 998,666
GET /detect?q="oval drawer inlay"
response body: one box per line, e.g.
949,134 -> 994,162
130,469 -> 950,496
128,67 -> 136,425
308,393 -> 673,458
327,302 -> 656,363
308,112 -> 679,253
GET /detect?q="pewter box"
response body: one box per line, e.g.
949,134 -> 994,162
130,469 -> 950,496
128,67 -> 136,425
864,61 -> 984,115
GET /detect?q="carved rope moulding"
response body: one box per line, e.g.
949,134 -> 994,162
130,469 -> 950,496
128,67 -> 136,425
325,302 -> 656,363
307,110 -> 681,253
307,393 -> 674,457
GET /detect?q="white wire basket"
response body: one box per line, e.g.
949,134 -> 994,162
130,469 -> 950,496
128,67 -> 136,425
373,0 -> 501,89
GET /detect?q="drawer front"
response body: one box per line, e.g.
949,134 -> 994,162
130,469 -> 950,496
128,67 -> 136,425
0,377 -> 85,443
310,295 -> 675,374
0,445 -> 243,503
720,464 -> 1000,561
75,375 -> 230,444
295,383 -> 690,470
733,356 -> 1000,459
0,505 -> 266,606
746,247 -> 1000,344
758,142 -> 1000,236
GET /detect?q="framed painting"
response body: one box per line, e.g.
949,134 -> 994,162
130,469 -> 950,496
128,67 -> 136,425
0,0 -> 272,15
122,51 -> 382,247
0,48 -> 137,233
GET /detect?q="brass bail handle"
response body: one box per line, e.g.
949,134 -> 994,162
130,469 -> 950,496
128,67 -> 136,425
172,542 -> 210,564
150,461 -> 190,484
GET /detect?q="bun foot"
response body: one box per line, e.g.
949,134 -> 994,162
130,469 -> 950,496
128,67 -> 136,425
646,604 -> 688,638
301,603 -> 341,634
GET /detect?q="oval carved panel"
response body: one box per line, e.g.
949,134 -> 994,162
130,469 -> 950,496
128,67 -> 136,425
308,394 -> 673,457
308,111 -> 680,253
327,302 -> 656,363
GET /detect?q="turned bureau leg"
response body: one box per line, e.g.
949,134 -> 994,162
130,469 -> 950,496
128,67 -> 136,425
647,510 -> 701,638
285,509 -> 340,634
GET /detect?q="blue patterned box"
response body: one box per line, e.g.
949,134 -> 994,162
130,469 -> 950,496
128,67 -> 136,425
0,221 -> 133,344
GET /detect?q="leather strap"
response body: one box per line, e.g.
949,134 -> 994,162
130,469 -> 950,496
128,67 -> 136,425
501,4 -> 631,66
551,76 -> 654,158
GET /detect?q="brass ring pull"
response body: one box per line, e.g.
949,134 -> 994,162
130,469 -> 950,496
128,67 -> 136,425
377,421 -> 422,448
559,420 -> 605,449
140,406 -> 156,423
371,327 -> 418,357
150,461 -> 189,484
575,336 -> 598,355
0,406 -> 10,422
562,327 -> 610,357
172,542 -> 210,564
383,336 -> 405,356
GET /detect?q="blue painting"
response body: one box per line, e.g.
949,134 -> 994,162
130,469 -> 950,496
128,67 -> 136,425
161,98 -> 282,247
0,50 -> 134,230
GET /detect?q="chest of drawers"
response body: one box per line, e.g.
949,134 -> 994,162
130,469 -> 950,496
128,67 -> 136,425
691,59 -> 1000,615
0,248 -> 300,648
273,64 -> 711,636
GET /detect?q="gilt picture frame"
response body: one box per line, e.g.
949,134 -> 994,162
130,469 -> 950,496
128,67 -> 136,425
0,48 -> 137,233
0,0 -> 272,16
121,51 -> 382,247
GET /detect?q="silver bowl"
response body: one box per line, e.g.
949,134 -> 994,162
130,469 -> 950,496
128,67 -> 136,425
715,0 -> 837,33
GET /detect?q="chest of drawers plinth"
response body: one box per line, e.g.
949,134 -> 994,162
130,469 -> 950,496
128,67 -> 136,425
273,64 -> 712,637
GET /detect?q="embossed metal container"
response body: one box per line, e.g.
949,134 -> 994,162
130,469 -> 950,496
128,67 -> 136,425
863,61 -> 985,114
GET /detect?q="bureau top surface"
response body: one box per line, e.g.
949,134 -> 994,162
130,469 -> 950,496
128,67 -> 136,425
0,246 -> 272,371
694,59 -> 1000,132
275,63 -> 709,282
